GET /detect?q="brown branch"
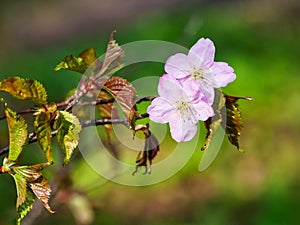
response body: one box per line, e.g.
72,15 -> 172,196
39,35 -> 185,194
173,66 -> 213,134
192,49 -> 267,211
0,113 -> 149,156
0,92 -> 154,156
136,96 -> 156,104
0,108 -> 36,120
0,96 -> 153,120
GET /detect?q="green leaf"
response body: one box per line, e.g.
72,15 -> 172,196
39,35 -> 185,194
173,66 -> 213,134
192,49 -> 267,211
34,104 -> 58,163
0,77 -> 47,103
16,187 -> 35,225
8,161 -> 53,224
54,55 -> 88,74
14,177 -> 54,225
34,112 -> 53,163
54,32 -> 123,77
54,48 -> 100,74
12,173 -> 27,209
102,76 -> 137,128
12,162 -> 51,182
1,101 -> 28,162
95,31 -> 124,78
79,48 -> 98,66
57,111 -> 82,165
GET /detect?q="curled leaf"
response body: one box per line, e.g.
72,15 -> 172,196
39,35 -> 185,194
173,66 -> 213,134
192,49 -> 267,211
34,112 -> 52,162
5,161 -> 54,224
223,95 -> 253,152
199,91 -> 252,171
54,55 -> 88,74
95,31 -> 124,78
201,90 -> 226,151
79,48 -> 98,66
29,177 -> 54,213
201,91 -> 252,153
0,100 -> 28,162
34,104 -> 58,163
57,111 -> 82,165
12,162 -> 51,182
199,90 -> 225,171
132,124 -> 160,175
12,173 -> 27,209
102,76 -> 137,128
54,47 -> 102,75
0,77 -> 47,103
97,90 -> 118,142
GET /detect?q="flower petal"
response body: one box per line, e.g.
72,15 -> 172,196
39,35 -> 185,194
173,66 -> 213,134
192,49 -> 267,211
199,83 -> 215,105
169,116 -> 198,142
157,74 -> 184,102
191,101 -> 215,121
147,97 -> 175,123
179,78 -> 215,105
164,53 -> 191,79
210,62 -> 236,88
188,38 -> 215,67
178,78 -> 201,101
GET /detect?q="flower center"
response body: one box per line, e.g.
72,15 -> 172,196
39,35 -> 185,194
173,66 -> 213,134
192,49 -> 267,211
174,99 -> 192,121
191,66 -> 208,80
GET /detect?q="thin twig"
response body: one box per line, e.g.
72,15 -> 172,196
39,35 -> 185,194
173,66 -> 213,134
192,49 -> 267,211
136,96 -> 156,104
0,90 -> 154,156
0,95 -> 154,120
0,108 -> 36,120
0,114 -> 150,156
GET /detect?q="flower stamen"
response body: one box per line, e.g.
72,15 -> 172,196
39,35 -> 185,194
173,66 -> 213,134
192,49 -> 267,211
191,67 -> 207,80
173,99 -> 192,121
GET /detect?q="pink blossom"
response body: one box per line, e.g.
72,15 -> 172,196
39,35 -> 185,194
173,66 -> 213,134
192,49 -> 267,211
147,74 -> 214,142
165,38 -> 236,104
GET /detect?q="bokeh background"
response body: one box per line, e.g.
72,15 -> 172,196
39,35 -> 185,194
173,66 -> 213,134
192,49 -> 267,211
0,0 -> 300,224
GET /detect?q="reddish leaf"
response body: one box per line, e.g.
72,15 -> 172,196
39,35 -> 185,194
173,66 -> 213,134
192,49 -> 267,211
29,177 -> 54,213
95,31 -> 124,78
97,90 -> 118,142
101,76 -> 137,128
132,124 -> 160,175
199,91 -> 252,171
223,95 -> 253,152
12,162 -> 51,183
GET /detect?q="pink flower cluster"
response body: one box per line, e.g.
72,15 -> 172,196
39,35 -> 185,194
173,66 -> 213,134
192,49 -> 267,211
147,38 -> 236,142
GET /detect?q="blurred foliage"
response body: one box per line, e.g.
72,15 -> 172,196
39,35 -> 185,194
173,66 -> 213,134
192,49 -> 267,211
1,0 -> 300,225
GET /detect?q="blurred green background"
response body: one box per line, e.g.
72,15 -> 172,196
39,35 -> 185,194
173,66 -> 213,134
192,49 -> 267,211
0,0 -> 300,224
